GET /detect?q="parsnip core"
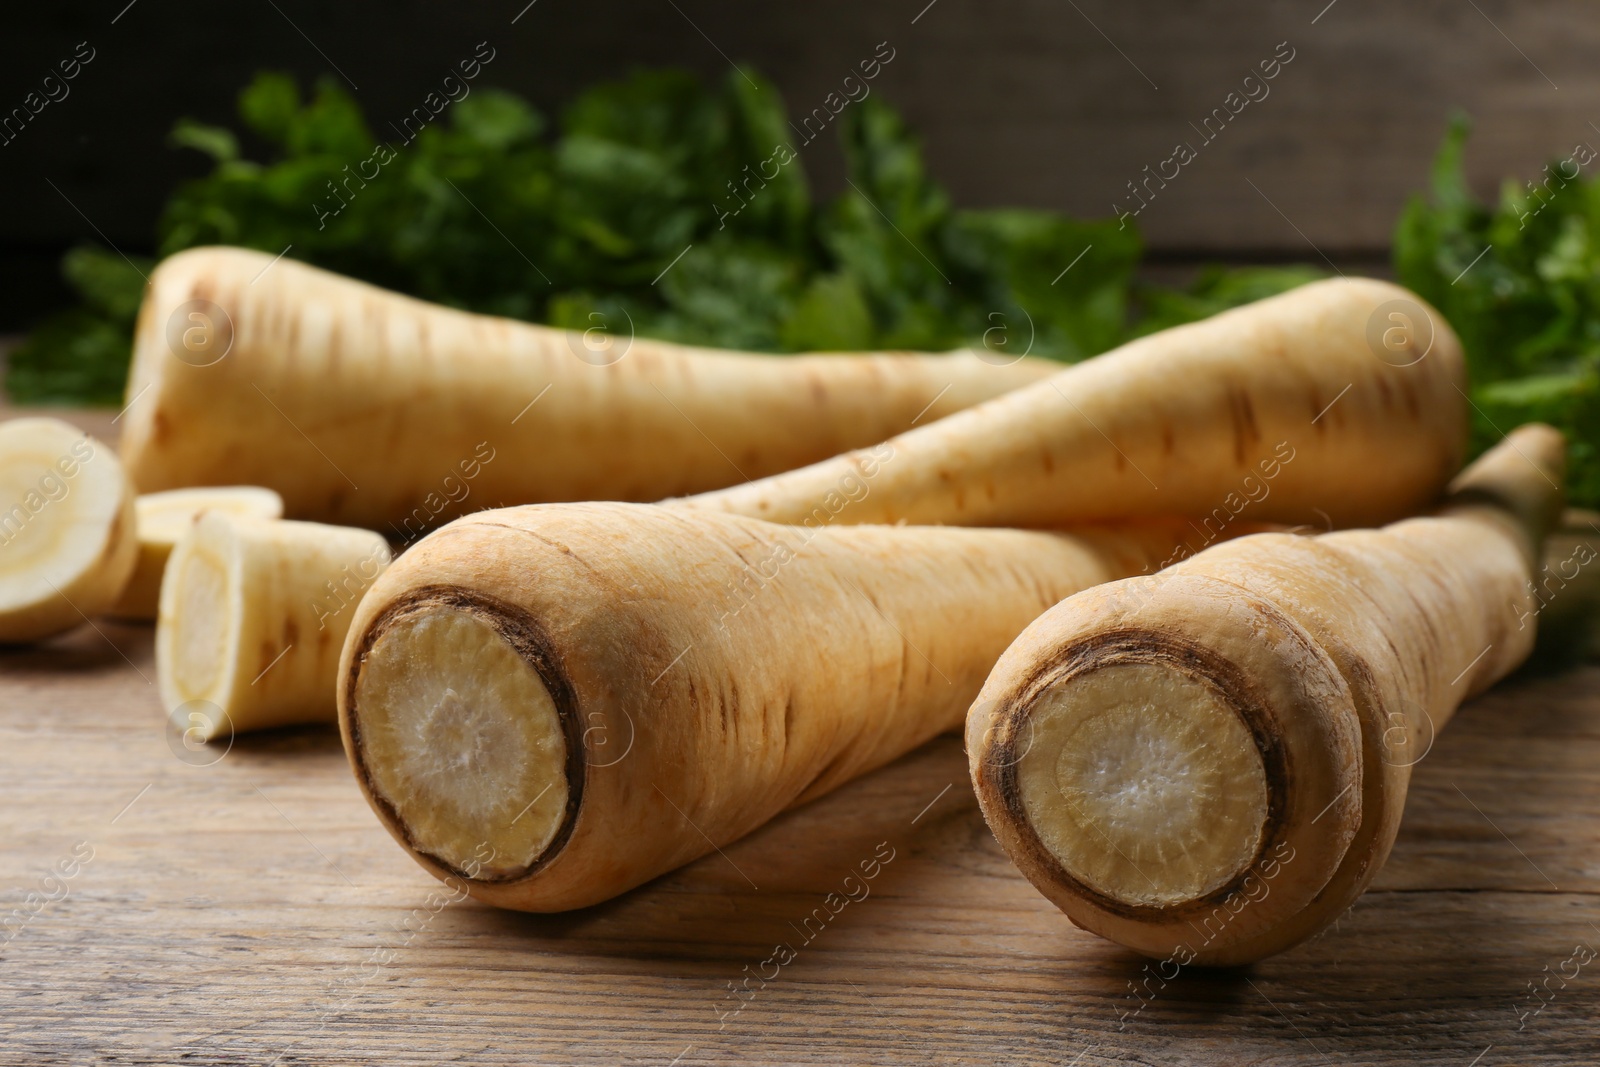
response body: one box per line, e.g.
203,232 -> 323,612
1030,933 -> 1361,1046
0,443 -> 74,576
354,607 -> 570,880
1015,663 -> 1269,908
157,517 -> 242,730
170,545 -> 231,699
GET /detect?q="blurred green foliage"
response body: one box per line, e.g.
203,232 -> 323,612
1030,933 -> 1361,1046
6,68 -> 1307,407
1396,114 -> 1600,508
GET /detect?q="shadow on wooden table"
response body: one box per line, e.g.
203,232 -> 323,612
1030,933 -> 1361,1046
5,606 -> 1594,1065
1,616 -> 155,675
421,669 -> 1600,1063
468,737 -> 986,960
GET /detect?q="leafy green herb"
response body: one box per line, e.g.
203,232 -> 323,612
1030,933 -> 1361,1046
9,68 -> 1174,405
1395,114 -> 1600,507
1131,264 -> 1328,338
6,246 -> 153,405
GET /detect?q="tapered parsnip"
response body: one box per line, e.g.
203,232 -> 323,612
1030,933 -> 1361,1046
0,417 -> 137,642
1530,508 -> 1600,664
336,503 -> 1228,911
158,512 -> 389,739
680,278 -> 1467,530
119,247 -> 1056,529
109,486 -> 284,620
967,425 -> 1565,965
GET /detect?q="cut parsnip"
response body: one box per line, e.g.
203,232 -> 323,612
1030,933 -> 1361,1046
157,512 -> 389,739
120,247 -> 1055,529
680,277 -> 1467,530
0,417 -> 137,642
337,503 -> 1235,910
109,486 -> 284,620
967,424 -> 1565,965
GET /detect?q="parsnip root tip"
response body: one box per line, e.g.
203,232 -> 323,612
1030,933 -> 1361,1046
345,592 -> 581,884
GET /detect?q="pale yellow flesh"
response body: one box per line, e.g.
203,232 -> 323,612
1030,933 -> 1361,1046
156,518 -> 241,734
111,486 -> 283,620
169,543 -> 233,700
0,417 -> 135,641
0,438 -> 91,587
138,486 -> 285,542
1016,663 -> 1269,908
156,512 -> 390,740
354,607 -> 569,880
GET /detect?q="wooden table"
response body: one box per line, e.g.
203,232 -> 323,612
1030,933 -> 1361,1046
3,628 -> 1598,1067
2,410 -> 1598,1066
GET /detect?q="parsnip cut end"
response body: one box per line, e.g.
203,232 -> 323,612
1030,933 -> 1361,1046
111,486 -> 284,621
352,606 -> 570,881
0,417 -> 135,642
156,516 -> 241,736
137,486 -> 286,543
1016,663 -> 1268,908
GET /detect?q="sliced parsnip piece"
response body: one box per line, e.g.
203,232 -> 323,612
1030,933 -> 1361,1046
967,424 -> 1565,965
109,486 -> 284,620
0,417 -> 137,642
157,512 -> 389,739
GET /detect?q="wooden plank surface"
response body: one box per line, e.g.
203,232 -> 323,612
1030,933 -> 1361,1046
3,406 -> 1599,1065
2,602 -> 1599,1065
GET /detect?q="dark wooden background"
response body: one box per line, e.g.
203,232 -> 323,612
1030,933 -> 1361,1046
2,0 -> 1597,327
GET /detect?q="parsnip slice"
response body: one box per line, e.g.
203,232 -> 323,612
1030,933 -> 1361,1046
157,512 -> 389,738
0,417 -> 136,642
109,486 -> 284,620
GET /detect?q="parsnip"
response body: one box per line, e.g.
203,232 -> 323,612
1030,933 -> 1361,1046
681,278 -> 1467,530
109,486 -> 284,620
1529,508 -> 1600,664
119,247 -> 1056,529
157,513 -> 389,739
336,503 -> 1228,911
0,417 -> 137,642
966,425 -> 1564,965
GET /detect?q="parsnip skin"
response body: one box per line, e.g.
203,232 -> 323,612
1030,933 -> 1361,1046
1529,508 -> 1600,664
109,486 -> 284,621
120,247 -> 1056,529
158,513 -> 390,738
0,418 -> 138,643
967,425 -> 1564,965
681,277 -> 1467,530
338,503 -> 1213,911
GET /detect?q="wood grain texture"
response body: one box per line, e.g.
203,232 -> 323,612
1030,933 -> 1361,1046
1,0 -> 1595,273
1,408 -> 1596,1064
698,0 -> 1600,256
1,623 -> 1597,1066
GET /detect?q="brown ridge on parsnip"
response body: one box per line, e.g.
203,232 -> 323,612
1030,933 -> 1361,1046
343,585 -> 586,885
980,626 -> 1293,923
